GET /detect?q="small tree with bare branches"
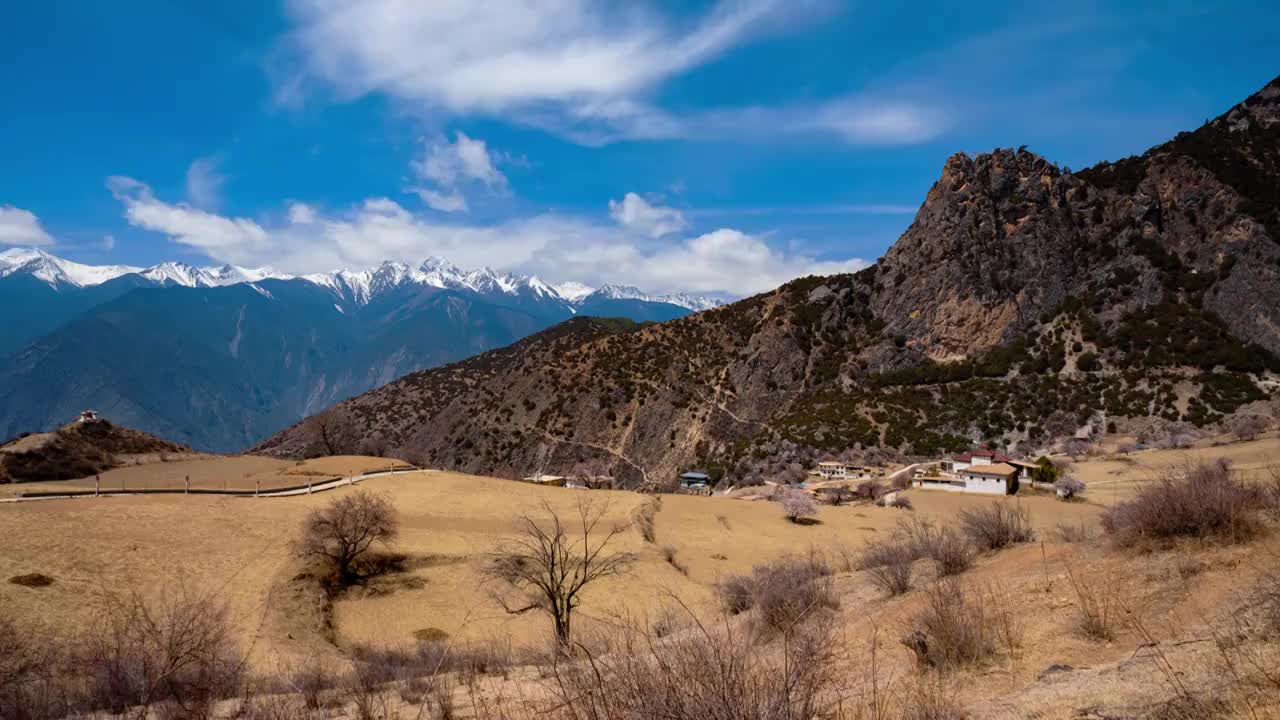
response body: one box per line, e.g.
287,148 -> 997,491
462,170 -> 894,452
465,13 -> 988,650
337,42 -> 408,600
300,490 -> 399,584
304,409 -> 357,457
485,499 -> 635,649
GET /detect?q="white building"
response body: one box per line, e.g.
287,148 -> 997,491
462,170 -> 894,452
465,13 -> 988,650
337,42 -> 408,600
915,462 -> 1020,495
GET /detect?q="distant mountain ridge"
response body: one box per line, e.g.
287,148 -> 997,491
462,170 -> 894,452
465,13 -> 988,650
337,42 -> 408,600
0,247 -> 723,311
0,251 -> 723,452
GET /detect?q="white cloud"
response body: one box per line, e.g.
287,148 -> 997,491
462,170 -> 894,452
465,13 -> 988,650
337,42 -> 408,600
608,192 -> 686,238
277,0 -> 860,145
287,202 -> 317,225
410,131 -> 507,213
108,179 -> 867,296
415,132 -> 506,189
284,1 -> 790,109
185,156 -> 227,209
102,234 -> 116,251
0,205 -> 55,246
415,189 -> 468,213
108,176 -> 271,257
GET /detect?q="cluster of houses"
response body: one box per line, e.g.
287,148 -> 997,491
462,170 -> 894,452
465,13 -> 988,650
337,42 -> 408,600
525,446 -> 1043,498
810,448 -> 1041,497
915,449 -> 1039,495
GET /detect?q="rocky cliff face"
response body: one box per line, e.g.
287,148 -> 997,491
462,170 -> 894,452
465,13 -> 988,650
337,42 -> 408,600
257,75 -> 1280,486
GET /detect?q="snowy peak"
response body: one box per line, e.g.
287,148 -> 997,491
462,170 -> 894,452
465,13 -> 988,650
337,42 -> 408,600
0,248 -> 142,288
580,284 -> 723,312
0,247 -> 723,312
551,281 -> 595,303
140,262 -> 212,288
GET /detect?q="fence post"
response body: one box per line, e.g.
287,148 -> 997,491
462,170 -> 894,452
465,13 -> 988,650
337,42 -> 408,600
185,475 -> 190,494
308,480 -> 312,495
256,479 -> 260,497
95,474 -> 100,497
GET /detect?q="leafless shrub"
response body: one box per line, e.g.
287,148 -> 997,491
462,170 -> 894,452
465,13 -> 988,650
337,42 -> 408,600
896,516 -> 975,576
959,502 -> 1035,551
77,585 -> 245,716
888,495 -> 913,510
300,490 -> 399,585
486,498 -> 635,648
901,579 -> 1007,672
861,540 -> 915,596
900,677 -> 970,720
288,659 -> 338,710
1063,560 -> 1118,641
753,556 -> 838,632
238,688 -> 313,720
715,556 -> 837,632
780,489 -> 819,523
0,616 -> 68,720
1101,461 -> 1264,546
891,473 -> 912,491
343,664 -> 394,720
1055,520 -> 1094,543
547,607 -> 841,720
1230,413 -> 1269,441
717,574 -> 756,616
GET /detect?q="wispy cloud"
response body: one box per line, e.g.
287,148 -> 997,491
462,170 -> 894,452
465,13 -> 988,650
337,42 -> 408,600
185,156 -> 227,210
0,205 -> 55,246
691,203 -> 919,219
272,0 -> 938,147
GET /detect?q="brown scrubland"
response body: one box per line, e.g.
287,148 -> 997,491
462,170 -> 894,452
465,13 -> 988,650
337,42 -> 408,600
1,437 -> 1279,718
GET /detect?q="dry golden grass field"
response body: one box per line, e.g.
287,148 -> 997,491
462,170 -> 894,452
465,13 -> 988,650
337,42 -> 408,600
2,437 -> 1278,718
0,454 -> 413,498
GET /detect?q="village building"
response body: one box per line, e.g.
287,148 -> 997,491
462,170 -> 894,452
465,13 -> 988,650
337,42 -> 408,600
815,461 -> 847,479
941,448 -> 1015,473
813,461 -> 878,481
77,409 -> 100,423
678,471 -> 711,492
957,463 -> 1021,495
914,461 -> 1021,495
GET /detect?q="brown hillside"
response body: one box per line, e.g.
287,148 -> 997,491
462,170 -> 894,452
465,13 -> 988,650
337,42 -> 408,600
256,75 -> 1280,487
0,419 -> 192,483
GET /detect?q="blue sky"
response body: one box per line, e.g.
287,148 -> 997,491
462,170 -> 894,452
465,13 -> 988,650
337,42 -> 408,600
1,1 -> 1277,295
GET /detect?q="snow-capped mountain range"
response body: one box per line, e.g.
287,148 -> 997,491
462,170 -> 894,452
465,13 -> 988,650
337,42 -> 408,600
0,247 -> 722,311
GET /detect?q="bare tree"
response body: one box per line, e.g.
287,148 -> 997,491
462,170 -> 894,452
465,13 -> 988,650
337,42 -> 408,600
485,499 -> 635,648
1054,475 -> 1087,500
357,431 -> 389,458
305,409 -> 357,457
780,489 -> 819,524
1230,414 -> 1269,442
300,491 -> 399,583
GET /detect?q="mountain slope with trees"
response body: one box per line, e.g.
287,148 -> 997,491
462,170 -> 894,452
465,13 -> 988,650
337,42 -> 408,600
257,75 -> 1280,487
